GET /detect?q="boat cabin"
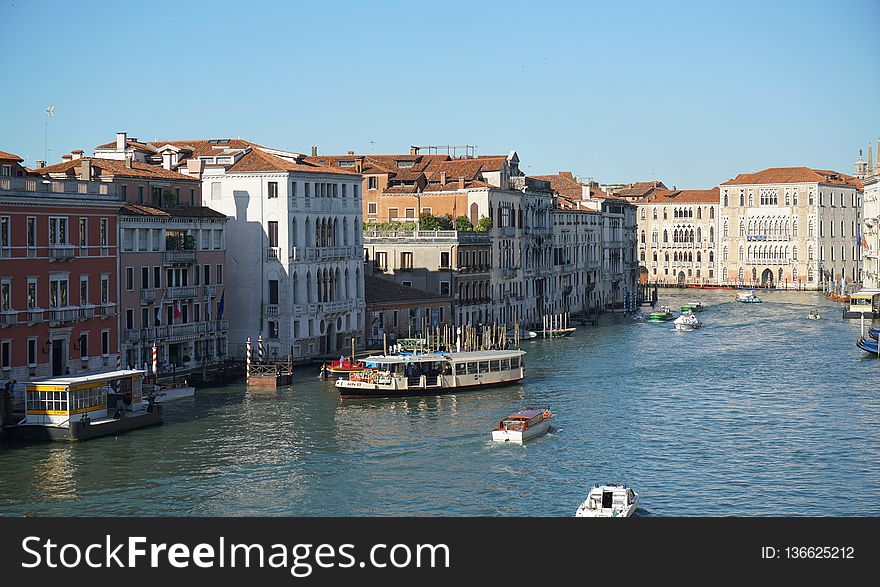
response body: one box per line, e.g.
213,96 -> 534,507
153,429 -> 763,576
24,369 -> 145,426
499,409 -> 548,431
848,290 -> 880,316
589,484 -> 636,510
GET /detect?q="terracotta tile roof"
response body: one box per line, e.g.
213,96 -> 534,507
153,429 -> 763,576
642,187 -> 720,204
423,179 -> 492,192
531,173 -> 584,201
722,167 -> 860,188
0,150 -> 24,162
35,157 -> 199,182
131,139 -> 263,159
95,139 -> 158,153
121,203 -> 228,218
614,181 -> 667,199
424,157 -> 506,181
225,148 -> 360,175
365,274 -> 447,305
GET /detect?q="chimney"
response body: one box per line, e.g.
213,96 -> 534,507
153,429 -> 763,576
125,153 -> 133,169
440,171 -> 447,185
81,159 -> 92,180
162,151 -> 173,170
410,146 -> 419,155
311,146 -> 317,157
61,153 -> 73,162
560,171 -> 573,179
71,149 -> 84,160
116,131 -> 127,151
35,160 -> 46,169
458,176 -> 465,189
347,150 -> 355,155
354,160 -> 363,173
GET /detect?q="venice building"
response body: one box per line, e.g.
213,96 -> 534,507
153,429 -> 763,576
718,167 -> 863,289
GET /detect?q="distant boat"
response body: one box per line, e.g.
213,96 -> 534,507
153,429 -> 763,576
145,383 -> 194,403
321,356 -> 366,378
491,408 -> 553,443
808,310 -> 821,320
543,327 -> 576,338
507,328 -> 538,341
575,484 -> 639,518
648,306 -> 675,321
736,290 -> 762,303
680,301 -> 705,312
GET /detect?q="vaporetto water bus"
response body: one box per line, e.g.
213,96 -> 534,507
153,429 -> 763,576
334,349 -> 526,399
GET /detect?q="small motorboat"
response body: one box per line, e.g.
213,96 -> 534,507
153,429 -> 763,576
674,311 -> 701,331
546,327 -> 576,337
808,310 -> 821,320
648,306 -> 675,321
491,408 -> 553,443
736,290 -> 762,303
575,483 -> 639,517
680,301 -> 704,312
145,383 -> 195,403
507,328 -> 538,341
320,355 -> 366,378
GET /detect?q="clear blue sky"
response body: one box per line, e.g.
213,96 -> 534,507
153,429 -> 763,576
2,0 -> 879,188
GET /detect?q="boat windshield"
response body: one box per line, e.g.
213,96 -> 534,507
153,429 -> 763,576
501,419 -> 526,431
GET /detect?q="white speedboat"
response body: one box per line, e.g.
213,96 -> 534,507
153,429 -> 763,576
575,483 -> 639,517
145,383 -> 195,403
491,408 -> 553,443
808,310 -> 821,320
673,311 -> 701,331
736,290 -> 762,303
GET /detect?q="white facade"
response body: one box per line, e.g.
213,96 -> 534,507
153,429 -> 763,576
860,144 -> 880,289
202,166 -> 364,360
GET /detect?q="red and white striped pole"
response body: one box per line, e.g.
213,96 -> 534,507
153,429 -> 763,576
152,343 -> 158,379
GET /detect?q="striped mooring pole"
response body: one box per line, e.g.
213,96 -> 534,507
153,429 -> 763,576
246,337 -> 252,378
257,334 -> 264,363
151,344 -> 158,378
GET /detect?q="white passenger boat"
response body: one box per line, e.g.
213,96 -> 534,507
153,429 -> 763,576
491,408 -> 553,443
145,383 -> 195,403
673,312 -> 701,331
575,484 -> 639,517
335,349 -> 525,399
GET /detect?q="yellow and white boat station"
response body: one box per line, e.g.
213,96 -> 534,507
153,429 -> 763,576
13,369 -> 163,441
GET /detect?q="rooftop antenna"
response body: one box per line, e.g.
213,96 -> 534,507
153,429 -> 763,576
44,105 -> 55,162
369,140 -> 377,153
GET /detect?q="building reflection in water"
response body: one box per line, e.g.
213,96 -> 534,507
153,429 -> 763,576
32,447 -> 77,502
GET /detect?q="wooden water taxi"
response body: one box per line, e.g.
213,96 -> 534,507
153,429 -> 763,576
335,349 -> 525,399
491,408 -> 553,443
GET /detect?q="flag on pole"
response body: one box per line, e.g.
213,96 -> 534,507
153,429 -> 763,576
173,300 -> 181,321
858,230 -> 869,249
155,289 -> 166,324
217,289 -> 225,319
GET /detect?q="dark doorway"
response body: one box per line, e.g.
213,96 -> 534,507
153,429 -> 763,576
51,340 -> 64,376
761,268 -> 774,288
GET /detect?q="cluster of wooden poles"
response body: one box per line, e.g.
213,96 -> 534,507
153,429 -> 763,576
541,313 -> 570,338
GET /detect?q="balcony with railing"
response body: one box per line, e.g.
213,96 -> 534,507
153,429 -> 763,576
167,286 -> 198,300
48,308 -> 80,323
0,311 -> 17,327
48,246 -> 75,261
163,250 -> 197,264
318,299 -> 355,313
97,303 -> 116,318
0,176 -> 116,198
266,247 -> 281,261
125,320 -> 229,344
266,304 -> 279,317
290,245 -> 357,263
140,288 -> 158,303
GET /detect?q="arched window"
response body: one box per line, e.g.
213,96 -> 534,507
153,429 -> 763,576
709,226 -> 715,242
640,251 -> 645,262
808,245 -> 814,260
663,230 -> 668,243
709,250 -> 714,262
653,208 -> 658,219
739,245 -> 744,260
723,191 -> 729,206
792,219 -> 798,237
697,207 -> 702,219
653,252 -> 658,262
652,229 -> 658,244
640,207 -> 646,219
740,220 -> 745,237
709,207 -> 715,219
696,251 -> 702,262
640,230 -> 645,244
663,209 -> 668,220
696,227 -> 702,242
723,220 -> 728,238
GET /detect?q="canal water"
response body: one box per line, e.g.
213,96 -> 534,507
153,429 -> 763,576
2,290 -> 879,516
